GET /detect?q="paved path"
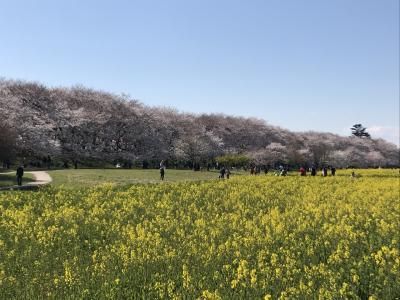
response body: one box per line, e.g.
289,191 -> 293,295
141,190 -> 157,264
0,171 -> 52,191
27,171 -> 53,186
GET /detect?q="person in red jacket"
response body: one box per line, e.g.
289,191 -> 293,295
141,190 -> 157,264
299,167 -> 307,176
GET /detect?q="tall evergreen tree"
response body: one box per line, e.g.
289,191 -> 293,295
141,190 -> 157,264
351,124 -> 371,138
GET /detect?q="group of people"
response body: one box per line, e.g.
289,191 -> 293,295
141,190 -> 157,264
159,161 -> 235,181
300,166 -> 336,177
247,165 -> 338,177
12,160 -> 356,186
250,166 -> 262,175
159,161 -> 235,180
218,166 -> 231,179
219,165 -> 339,179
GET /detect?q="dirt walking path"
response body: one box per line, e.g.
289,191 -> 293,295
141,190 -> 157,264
0,171 -> 52,190
27,171 -> 53,186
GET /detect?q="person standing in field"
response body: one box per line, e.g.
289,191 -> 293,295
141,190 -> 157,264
226,168 -> 231,179
331,167 -> 336,176
299,167 -> 306,176
311,166 -> 317,176
160,160 -> 165,181
16,165 -> 24,186
219,166 -> 226,179
322,166 -> 328,177
310,166 -> 317,176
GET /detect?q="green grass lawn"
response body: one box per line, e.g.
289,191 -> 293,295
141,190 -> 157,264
5,168 -> 395,189
0,173 -> 35,187
47,168 -> 245,188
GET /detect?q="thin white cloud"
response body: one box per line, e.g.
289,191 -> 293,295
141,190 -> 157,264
368,126 -> 400,146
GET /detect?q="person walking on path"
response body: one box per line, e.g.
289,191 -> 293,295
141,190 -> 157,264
159,160 -> 166,181
16,165 -> 24,186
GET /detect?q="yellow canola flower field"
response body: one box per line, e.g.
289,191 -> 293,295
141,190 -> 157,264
0,169 -> 399,299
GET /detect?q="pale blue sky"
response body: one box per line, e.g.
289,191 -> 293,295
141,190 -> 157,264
0,0 -> 399,144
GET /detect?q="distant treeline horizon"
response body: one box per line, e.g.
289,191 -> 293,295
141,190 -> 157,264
0,78 -> 398,169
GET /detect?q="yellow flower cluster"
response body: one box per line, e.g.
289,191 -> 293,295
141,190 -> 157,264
0,170 -> 398,299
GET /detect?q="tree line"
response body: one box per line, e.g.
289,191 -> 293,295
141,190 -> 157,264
0,79 -> 398,169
